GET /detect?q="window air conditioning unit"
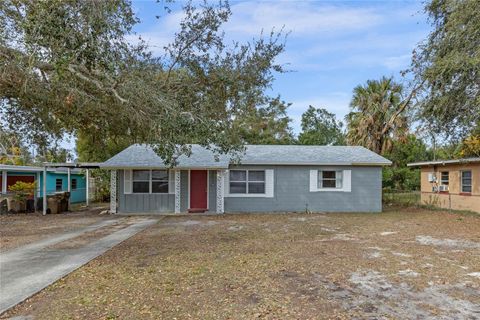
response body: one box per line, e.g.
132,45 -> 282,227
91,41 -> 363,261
428,173 -> 437,182
438,185 -> 449,192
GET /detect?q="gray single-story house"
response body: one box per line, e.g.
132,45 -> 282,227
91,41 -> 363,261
101,144 -> 391,214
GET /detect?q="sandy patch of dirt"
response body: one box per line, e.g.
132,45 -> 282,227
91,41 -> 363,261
416,235 -> 480,249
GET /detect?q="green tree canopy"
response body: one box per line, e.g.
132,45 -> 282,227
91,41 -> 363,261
233,97 -> 294,145
0,0 -> 287,163
298,106 -> 345,145
346,77 -> 413,155
382,134 -> 431,191
410,0 -> 480,137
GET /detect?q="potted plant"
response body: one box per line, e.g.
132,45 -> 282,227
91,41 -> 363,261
8,181 -> 36,213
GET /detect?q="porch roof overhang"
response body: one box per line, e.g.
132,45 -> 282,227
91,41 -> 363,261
43,162 -> 102,169
0,164 -> 43,172
407,157 -> 480,167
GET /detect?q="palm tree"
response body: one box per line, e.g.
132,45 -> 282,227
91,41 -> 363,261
346,77 -> 414,155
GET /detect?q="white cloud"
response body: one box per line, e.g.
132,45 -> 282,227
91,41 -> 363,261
288,92 -> 351,134
226,1 -> 383,37
382,54 -> 412,70
132,1 -> 387,55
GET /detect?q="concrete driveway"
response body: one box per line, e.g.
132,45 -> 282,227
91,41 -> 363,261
0,217 -> 157,314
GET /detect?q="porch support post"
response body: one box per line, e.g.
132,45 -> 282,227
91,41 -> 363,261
85,169 -> 90,207
33,172 -> 39,210
1,170 -> 7,194
67,167 -> 71,208
110,170 -> 117,214
42,167 -> 47,215
174,170 -> 181,214
216,170 -> 225,214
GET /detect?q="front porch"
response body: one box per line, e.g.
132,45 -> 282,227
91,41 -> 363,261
109,169 -> 226,215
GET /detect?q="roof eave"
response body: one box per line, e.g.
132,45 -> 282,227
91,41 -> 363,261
407,158 -> 480,167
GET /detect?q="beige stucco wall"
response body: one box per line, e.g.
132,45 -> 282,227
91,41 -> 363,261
420,163 -> 480,213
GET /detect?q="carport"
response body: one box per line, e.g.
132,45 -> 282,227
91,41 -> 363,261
41,162 -> 102,215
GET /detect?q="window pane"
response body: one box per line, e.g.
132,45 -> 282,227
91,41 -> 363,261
322,180 -> 336,188
248,170 -> 265,182
152,170 -> 168,180
230,170 -> 246,181
322,171 -> 336,179
248,182 -> 265,194
441,172 -> 449,184
133,181 -> 149,193
152,181 -> 168,193
462,186 -> 472,193
133,170 -> 149,180
462,171 -> 472,179
230,182 -> 247,193
72,179 -> 77,190
56,179 -> 62,191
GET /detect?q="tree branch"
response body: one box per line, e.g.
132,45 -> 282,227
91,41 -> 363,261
381,80 -> 425,136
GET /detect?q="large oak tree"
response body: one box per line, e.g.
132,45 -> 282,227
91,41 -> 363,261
0,0 -> 287,163
410,0 -> 480,138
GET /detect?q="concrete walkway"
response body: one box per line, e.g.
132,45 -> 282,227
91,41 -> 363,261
0,218 -> 157,314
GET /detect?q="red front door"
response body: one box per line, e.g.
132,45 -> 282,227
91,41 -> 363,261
190,170 -> 208,210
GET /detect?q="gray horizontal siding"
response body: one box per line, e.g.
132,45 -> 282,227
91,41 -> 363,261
180,170 -> 189,212
117,166 -> 382,214
208,170 -> 217,213
224,165 -> 382,213
118,170 -> 174,213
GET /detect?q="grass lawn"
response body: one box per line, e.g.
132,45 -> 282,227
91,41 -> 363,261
2,207 -> 480,319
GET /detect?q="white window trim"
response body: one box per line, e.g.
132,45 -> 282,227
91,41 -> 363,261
310,169 -> 351,192
225,169 -> 274,198
124,169 -> 170,194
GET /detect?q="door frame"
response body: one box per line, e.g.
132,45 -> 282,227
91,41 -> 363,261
188,170 -> 209,210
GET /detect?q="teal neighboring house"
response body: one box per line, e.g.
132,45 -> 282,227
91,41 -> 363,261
0,164 -> 87,204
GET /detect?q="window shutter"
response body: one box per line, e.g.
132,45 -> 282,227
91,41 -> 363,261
343,170 -> 351,192
265,169 -> 274,198
124,169 -> 132,194
168,170 -> 175,194
309,170 -> 318,192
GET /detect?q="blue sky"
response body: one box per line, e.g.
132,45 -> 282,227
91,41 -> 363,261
63,0 -> 430,151
130,0 -> 431,135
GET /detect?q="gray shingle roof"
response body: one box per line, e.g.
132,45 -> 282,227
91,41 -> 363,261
101,144 -> 391,169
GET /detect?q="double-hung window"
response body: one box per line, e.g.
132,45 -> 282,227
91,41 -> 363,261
71,178 -> 77,190
318,170 -> 343,189
440,172 -> 449,185
229,170 -> 266,194
131,170 -> 169,194
151,170 -> 169,193
132,170 -> 150,193
55,179 -> 63,191
461,171 -> 472,193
